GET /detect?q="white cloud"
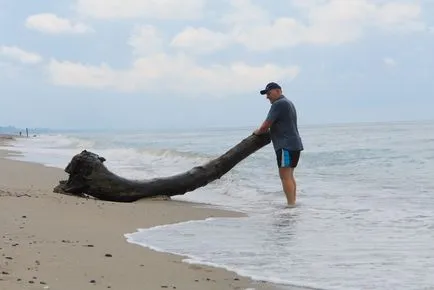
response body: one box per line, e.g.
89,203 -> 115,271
74,0 -> 205,20
0,46 -> 42,64
220,0 -> 269,27
170,27 -> 231,54
25,13 -> 92,34
42,0 -> 430,97
383,57 -> 397,66
199,0 -> 427,52
47,54 -> 300,97
128,25 -> 164,56
47,23 -> 300,96
48,60 -> 118,89
372,2 -> 425,32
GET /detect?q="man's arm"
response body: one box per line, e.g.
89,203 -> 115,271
253,120 -> 273,135
253,102 -> 280,135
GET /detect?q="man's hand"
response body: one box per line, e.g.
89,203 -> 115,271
253,120 -> 272,135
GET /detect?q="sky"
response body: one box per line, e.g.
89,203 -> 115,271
0,0 -> 433,130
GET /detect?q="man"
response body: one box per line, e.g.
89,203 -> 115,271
253,82 -> 304,206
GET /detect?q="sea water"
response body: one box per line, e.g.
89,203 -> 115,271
2,121 -> 434,290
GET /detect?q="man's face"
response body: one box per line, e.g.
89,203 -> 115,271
266,89 -> 280,103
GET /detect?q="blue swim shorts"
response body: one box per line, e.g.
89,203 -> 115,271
275,149 -> 301,168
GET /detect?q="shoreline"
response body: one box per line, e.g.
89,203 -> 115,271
0,138 -> 284,290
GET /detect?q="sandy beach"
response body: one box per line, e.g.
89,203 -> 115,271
0,137 -> 280,290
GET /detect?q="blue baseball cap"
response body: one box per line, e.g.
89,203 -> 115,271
260,82 -> 281,95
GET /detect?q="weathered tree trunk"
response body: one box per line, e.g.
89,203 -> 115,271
53,133 -> 271,202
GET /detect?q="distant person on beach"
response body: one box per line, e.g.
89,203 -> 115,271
253,82 -> 304,206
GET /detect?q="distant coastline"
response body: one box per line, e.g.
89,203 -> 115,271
2,118 -> 433,136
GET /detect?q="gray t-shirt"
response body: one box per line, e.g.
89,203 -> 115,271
266,95 -> 304,152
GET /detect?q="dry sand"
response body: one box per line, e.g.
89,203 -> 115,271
0,137 -> 282,290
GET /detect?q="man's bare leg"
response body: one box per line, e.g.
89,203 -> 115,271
279,167 -> 296,205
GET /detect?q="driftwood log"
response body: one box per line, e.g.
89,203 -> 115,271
53,133 -> 271,202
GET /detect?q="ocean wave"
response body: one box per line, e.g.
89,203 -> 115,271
8,133 -> 214,166
19,134 -> 96,149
